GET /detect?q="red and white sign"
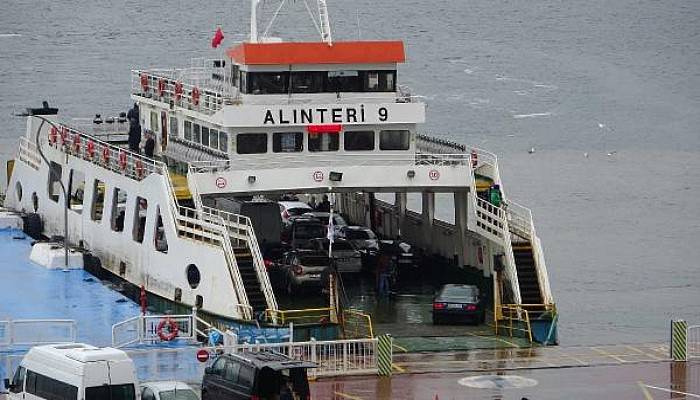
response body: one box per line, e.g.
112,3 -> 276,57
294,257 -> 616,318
196,349 -> 210,363
215,177 -> 227,189
313,171 -> 324,182
429,169 -> 440,181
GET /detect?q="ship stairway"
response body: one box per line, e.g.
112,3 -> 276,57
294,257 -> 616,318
32,122 -> 278,321
233,248 -> 269,315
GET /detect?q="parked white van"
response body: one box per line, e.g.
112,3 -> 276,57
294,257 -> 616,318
4,343 -> 138,400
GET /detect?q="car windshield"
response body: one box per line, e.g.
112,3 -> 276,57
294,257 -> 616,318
344,229 -> 375,240
159,389 -> 199,400
295,224 -> 325,239
300,256 -> 330,267
441,286 -> 478,300
287,207 -> 310,216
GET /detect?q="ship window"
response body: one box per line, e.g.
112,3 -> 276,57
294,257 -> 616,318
219,131 -> 229,152
211,129 -> 220,150
68,169 -> 85,213
196,295 -> 203,308
201,126 -> 210,147
344,131 -> 375,151
363,70 -> 396,92
91,179 -> 106,222
15,181 -> 22,202
186,264 -> 201,289
184,120 -> 192,141
236,133 -> 267,154
169,116 -> 178,138
154,206 -> 168,253
47,161 -> 62,203
273,132 -> 303,153
327,70 -> 361,92
133,197 -> 148,243
193,123 -> 201,143
247,72 -> 289,94
111,187 -> 128,232
379,130 -> 410,150
291,71 -> 325,93
308,132 -> 339,152
150,111 -> 159,133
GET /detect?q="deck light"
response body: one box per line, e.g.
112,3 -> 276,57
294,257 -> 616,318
247,175 -> 256,184
329,171 -> 343,182
407,170 -> 416,178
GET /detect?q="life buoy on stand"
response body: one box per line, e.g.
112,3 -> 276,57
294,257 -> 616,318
135,159 -> 144,179
118,151 -> 128,171
49,126 -> 57,145
191,87 -> 200,106
60,127 -> 68,146
72,134 -> 81,154
174,82 -> 183,101
156,318 -> 179,341
102,146 -> 111,165
140,73 -> 149,92
86,140 -> 95,159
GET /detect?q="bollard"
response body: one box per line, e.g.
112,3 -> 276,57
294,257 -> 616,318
670,320 -> 687,362
377,334 -> 393,377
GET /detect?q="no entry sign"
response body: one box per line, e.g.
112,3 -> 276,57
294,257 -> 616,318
196,349 -> 210,363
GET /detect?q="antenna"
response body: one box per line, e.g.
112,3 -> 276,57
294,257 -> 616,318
250,0 -> 260,42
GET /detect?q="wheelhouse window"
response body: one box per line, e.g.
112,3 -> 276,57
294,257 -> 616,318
273,132 -> 304,153
364,71 -> 396,92
291,71 -> 325,93
308,132 -> 339,152
184,121 -> 192,141
236,133 -> 268,154
219,131 -> 228,152
379,130 -> 410,150
328,70 -> 361,92
193,124 -> 201,143
169,116 -> 179,138
344,131 -> 375,151
201,126 -> 210,147
247,72 -> 289,94
210,128 -> 219,150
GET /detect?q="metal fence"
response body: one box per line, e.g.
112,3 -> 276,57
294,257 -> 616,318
0,319 -> 77,347
112,314 -> 198,348
688,324 -> 700,360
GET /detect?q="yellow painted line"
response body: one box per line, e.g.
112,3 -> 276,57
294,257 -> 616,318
625,345 -> 664,361
464,331 -> 521,348
334,391 -> 364,400
637,381 -> 654,400
392,363 -> 406,373
392,343 -> 409,353
591,347 -> 626,363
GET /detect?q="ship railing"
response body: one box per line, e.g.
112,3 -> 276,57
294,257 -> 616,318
0,319 -> 77,347
69,117 -> 130,144
188,153 -> 470,173
494,304 -> 533,343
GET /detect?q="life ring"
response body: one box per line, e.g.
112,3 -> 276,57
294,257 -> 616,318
102,146 -> 110,164
174,82 -> 183,101
72,134 -> 81,153
118,151 -> 128,171
135,159 -> 144,179
191,87 -> 200,106
470,149 -> 478,169
49,126 -> 57,145
86,140 -> 95,159
59,127 -> 68,146
156,318 -> 179,341
157,79 -> 166,96
140,73 -> 149,92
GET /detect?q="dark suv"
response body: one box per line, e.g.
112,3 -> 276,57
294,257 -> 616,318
201,351 -> 316,400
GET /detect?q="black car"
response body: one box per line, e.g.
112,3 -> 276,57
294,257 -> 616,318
432,284 -> 486,325
202,351 -> 316,400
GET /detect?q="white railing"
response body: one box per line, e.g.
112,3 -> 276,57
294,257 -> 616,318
232,338 -> 378,378
243,217 -> 279,313
0,319 -> 77,347
688,325 -> 700,360
189,153 -> 470,173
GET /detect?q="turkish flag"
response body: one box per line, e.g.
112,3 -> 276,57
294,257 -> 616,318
211,27 -> 224,48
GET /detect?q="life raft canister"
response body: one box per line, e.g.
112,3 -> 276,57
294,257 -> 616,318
174,82 -> 183,101
156,318 -> 179,341
191,87 -> 200,106
157,78 -> 166,96
140,73 -> 149,92
118,151 -> 128,170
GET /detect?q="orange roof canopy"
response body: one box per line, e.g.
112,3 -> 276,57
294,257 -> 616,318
227,41 -> 405,66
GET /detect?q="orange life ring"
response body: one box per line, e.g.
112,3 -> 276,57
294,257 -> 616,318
191,87 -> 200,106
86,140 -> 95,159
140,73 -> 149,92
102,146 -> 110,164
135,159 -> 144,178
157,79 -> 166,96
470,149 -> 478,169
49,126 -> 57,145
174,82 -> 183,101
156,318 -> 179,341
118,151 -> 128,170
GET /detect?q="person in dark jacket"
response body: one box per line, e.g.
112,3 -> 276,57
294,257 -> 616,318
126,103 -> 139,122
128,117 -> 141,153
144,133 -> 155,158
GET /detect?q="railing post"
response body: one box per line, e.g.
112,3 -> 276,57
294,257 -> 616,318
310,338 -> 317,367
377,334 -> 393,377
671,320 -> 688,362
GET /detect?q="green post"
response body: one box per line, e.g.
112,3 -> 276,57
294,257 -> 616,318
377,334 -> 393,377
670,320 -> 687,362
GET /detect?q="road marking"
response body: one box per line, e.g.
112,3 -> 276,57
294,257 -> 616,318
637,381 -> 654,400
464,331 -> 521,348
392,363 -> 406,373
643,384 -> 700,398
591,347 -> 626,363
392,343 -> 408,353
334,391 -> 364,400
625,345 -> 664,361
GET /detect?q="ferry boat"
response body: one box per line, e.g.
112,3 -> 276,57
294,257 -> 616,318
2,0 -> 556,342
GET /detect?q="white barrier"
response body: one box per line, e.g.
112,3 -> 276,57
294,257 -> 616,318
0,319 -> 77,347
112,314 -> 198,348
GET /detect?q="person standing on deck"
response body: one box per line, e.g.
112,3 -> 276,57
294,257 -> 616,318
144,132 -> 155,158
317,195 -> 331,212
489,184 -> 502,207
127,103 -> 141,153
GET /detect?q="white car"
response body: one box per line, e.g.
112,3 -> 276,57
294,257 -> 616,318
140,381 -> 200,400
278,201 -> 313,223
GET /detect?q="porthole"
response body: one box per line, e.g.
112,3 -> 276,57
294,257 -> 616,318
15,181 -> 23,202
186,264 -> 201,289
31,192 -> 38,212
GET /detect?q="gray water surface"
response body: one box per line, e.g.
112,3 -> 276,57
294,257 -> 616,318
1,0 -> 699,345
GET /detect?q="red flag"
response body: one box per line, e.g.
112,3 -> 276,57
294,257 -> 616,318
211,27 -> 224,48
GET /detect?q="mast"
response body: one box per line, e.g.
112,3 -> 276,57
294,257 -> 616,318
318,0 -> 333,45
250,0 -> 260,43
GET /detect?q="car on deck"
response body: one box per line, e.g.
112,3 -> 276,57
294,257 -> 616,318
304,238 -> 363,273
201,351 -> 315,400
278,201 -> 313,224
432,284 -> 486,325
140,381 -> 199,400
282,217 -> 327,250
277,249 -> 331,294
300,211 -> 348,236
